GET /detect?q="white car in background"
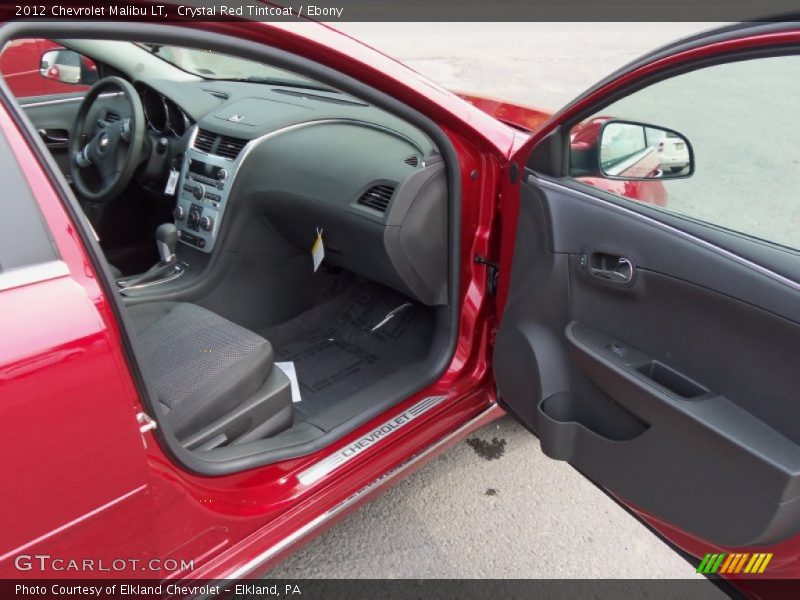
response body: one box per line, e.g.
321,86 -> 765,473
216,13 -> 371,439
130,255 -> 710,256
39,48 -> 83,83
658,131 -> 691,173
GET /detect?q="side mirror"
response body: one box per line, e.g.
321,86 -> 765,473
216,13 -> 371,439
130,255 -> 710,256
598,120 -> 694,180
39,49 -> 98,86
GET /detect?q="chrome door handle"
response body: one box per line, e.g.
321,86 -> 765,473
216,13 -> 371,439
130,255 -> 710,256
584,252 -> 635,285
37,128 -> 68,145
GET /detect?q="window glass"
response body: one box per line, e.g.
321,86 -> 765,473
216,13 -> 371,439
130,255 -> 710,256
569,55 -> 800,250
0,120 -> 57,271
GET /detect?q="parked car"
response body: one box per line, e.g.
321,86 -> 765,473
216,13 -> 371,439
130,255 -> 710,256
0,13 -> 797,598
659,130 -> 691,173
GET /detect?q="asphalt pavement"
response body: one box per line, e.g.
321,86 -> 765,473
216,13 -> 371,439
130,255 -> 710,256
268,23 -> 727,581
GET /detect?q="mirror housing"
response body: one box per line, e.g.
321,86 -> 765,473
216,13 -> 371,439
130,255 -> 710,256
596,119 -> 694,180
39,49 -> 98,86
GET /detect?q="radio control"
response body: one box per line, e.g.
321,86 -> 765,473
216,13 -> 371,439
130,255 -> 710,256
187,208 -> 201,230
179,230 -> 206,248
181,154 -> 231,254
200,216 -> 214,231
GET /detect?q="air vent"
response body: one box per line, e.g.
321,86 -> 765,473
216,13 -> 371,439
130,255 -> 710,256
357,184 -> 396,212
194,128 -> 216,153
105,111 -> 121,122
205,89 -> 230,100
403,155 -> 419,167
216,136 -> 248,160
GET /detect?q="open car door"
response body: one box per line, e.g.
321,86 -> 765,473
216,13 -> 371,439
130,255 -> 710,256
495,21 -> 800,575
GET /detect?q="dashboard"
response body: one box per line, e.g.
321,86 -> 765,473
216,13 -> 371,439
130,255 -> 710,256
129,78 -> 448,306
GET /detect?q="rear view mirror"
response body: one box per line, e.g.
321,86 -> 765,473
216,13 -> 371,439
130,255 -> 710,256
598,120 -> 693,180
39,48 -> 98,86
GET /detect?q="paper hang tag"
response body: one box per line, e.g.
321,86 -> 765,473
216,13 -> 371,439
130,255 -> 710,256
275,362 -> 302,403
311,228 -> 325,272
164,169 -> 180,196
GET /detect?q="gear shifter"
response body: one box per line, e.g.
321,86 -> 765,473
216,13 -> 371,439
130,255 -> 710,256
156,223 -> 178,265
118,223 -> 183,290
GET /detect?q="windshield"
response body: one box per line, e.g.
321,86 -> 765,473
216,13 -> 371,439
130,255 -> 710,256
135,43 -> 326,88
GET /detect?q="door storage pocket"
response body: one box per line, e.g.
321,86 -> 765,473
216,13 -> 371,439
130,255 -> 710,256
635,360 -> 708,399
536,391 -> 648,461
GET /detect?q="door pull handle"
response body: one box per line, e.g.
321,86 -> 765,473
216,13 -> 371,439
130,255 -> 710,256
584,253 -> 635,284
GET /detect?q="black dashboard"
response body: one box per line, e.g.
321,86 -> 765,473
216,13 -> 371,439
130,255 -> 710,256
129,78 -> 448,306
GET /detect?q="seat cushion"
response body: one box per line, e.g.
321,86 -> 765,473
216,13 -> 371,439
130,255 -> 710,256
129,302 -> 273,437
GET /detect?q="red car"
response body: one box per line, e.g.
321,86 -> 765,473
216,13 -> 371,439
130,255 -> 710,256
0,12 -> 798,597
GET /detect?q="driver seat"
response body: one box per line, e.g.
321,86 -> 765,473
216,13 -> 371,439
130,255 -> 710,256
127,301 -> 293,448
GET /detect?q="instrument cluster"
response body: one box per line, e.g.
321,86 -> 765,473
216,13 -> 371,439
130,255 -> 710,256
137,83 -> 192,137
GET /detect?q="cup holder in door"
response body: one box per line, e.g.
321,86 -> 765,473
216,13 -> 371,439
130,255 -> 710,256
537,391 -> 648,461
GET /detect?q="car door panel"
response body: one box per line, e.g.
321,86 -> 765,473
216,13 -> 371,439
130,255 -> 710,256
495,174 -> 800,547
0,101 -> 157,573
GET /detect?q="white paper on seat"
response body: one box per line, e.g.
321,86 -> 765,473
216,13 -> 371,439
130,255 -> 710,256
276,361 -> 302,403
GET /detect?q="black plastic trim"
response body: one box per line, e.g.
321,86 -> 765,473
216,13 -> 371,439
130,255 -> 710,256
533,175 -> 800,310
496,173 -> 800,546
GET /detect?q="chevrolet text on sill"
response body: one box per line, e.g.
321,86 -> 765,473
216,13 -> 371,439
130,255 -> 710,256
15,4 -> 346,18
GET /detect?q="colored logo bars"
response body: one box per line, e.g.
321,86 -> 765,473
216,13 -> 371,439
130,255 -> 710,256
697,552 -> 772,574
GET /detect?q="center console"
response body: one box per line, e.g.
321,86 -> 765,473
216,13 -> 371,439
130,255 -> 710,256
173,126 -> 248,253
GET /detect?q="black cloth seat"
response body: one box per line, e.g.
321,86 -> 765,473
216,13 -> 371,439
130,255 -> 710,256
128,301 -> 274,438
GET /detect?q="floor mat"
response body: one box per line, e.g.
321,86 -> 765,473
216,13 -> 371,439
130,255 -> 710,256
103,241 -> 158,277
260,282 -> 435,421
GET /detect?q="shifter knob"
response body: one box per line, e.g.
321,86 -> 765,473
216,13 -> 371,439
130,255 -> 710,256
156,223 -> 178,265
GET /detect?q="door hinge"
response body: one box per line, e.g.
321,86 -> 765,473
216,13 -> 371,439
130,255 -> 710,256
137,412 -> 158,434
475,255 -> 499,295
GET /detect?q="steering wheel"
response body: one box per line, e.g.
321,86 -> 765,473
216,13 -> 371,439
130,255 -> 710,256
69,77 -> 146,202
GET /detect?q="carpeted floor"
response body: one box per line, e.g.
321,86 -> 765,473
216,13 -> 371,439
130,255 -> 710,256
260,281 -> 435,422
